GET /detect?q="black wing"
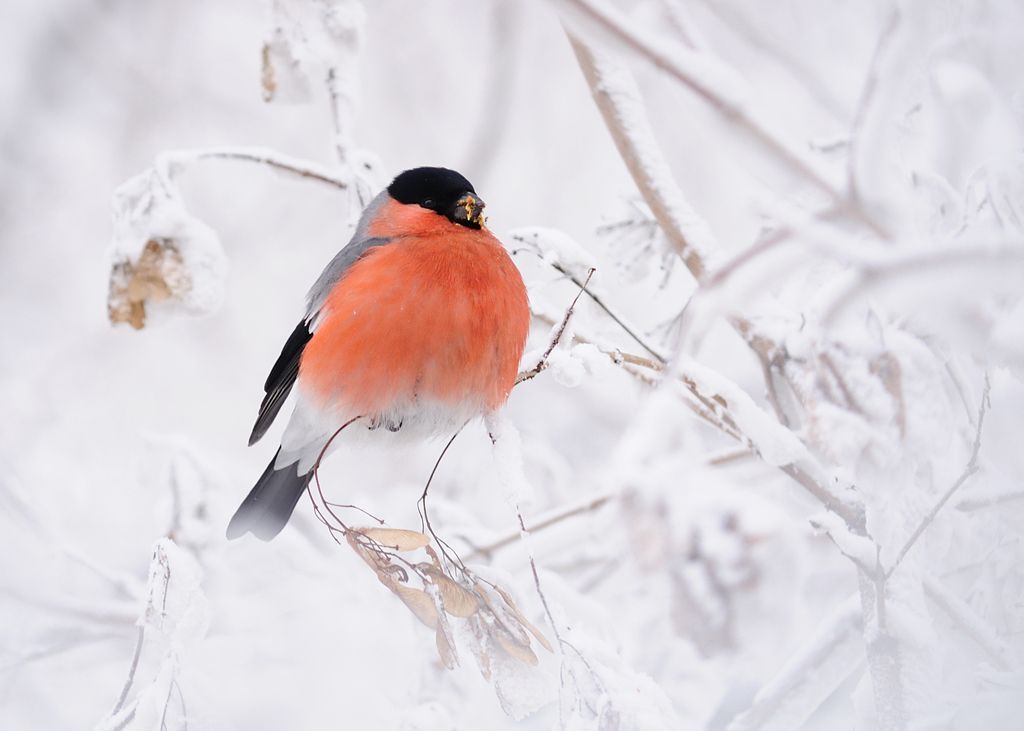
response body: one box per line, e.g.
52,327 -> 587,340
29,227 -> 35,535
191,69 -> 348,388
248,320 -> 313,446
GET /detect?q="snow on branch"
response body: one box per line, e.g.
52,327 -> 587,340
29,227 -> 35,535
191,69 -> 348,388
96,539 -> 208,731
108,168 -> 228,330
566,35 -> 718,279
560,0 -> 887,238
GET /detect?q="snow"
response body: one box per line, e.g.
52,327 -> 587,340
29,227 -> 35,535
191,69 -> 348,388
485,411 -> 535,507
4,0 -> 1024,728
108,169 -> 229,327
507,226 -> 598,283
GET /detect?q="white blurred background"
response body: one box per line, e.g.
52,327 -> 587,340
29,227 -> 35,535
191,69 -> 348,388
1,1 -> 1023,728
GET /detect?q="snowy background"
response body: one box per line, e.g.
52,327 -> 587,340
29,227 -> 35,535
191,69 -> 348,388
2,0 -> 1024,728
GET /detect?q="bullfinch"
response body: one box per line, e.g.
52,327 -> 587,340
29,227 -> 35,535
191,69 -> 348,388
227,167 -> 530,540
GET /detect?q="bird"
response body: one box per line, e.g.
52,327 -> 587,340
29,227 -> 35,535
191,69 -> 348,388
227,167 -> 530,541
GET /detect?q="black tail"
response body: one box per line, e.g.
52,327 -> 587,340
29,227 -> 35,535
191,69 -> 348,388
226,449 -> 312,541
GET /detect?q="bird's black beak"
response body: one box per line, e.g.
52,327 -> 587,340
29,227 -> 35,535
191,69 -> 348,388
451,192 -> 486,229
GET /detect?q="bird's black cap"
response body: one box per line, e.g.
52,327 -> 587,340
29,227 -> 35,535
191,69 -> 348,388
388,167 -> 482,227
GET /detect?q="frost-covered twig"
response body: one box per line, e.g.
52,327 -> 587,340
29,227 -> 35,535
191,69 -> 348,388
922,576 -> 1013,670
108,626 -> 145,723
467,490 -> 615,559
691,0 -> 851,122
567,33 -> 717,279
823,245 -> 1024,324
517,268 -> 595,384
322,1 -> 364,159
857,557 -> 906,731
512,225 -> 668,361
846,8 -> 901,206
565,28 -> 870,525
484,413 -> 608,722
155,146 -> 349,191
956,486 -> 1024,511
97,539 -> 204,731
528,305 -> 863,526
728,596 -> 863,731
885,376 -> 990,579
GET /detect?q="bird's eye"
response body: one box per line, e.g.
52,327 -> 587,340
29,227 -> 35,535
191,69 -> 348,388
421,198 -> 434,208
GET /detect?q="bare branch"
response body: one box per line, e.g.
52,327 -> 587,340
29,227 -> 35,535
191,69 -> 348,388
467,491 -> 615,559
155,146 -> 349,191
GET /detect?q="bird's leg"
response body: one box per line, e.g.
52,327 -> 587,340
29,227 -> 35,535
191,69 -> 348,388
416,424 -> 469,576
306,415 -> 363,536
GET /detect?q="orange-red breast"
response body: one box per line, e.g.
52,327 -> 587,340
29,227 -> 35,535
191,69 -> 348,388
227,167 -> 530,540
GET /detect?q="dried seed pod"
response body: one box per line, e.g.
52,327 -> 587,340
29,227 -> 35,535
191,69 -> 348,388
435,626 -> 456,670
493,628 -> 539,667
393,585 -> 439,629
358,527 -> 431,552
493,584 -> 553,653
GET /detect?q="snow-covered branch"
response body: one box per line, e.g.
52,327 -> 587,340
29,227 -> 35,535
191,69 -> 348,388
560,0 -> 887,238
566,34 -> 718,279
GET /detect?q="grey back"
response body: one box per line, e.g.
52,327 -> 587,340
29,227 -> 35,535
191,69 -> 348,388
304,190 -> 394,325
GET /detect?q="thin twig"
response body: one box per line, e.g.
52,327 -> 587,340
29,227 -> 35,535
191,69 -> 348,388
109,626 -> 145,717
514,247 -> 667,363
417,427 -> 468,573
885,376 -> 990,579
517,268 -> 595,383
467,491 -> 615,559
847,8 -> 901,206
156,147 -> 349,191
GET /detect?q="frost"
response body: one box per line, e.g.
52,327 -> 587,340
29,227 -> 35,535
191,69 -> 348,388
508,226 -> 598,283
108,169 -> 227,329
485,411 -> 535,506
10,1 -> 1024,729
678,356 -> 809,467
